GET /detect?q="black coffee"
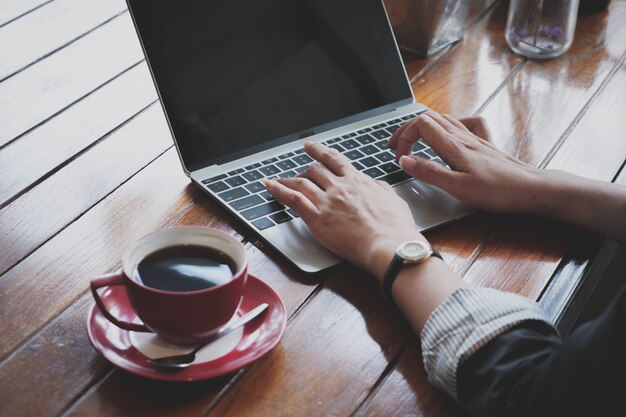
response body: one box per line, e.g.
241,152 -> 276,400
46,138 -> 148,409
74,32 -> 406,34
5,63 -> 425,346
134,245 -> 237,292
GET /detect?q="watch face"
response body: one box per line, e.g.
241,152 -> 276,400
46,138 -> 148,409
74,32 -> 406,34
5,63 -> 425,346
398,241 -> 430,262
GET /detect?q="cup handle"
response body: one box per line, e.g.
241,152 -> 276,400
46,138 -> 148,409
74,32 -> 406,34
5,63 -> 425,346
90,270 -> 151,332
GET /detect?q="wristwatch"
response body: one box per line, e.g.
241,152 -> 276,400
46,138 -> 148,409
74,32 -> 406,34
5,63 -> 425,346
382,240 -> 443,303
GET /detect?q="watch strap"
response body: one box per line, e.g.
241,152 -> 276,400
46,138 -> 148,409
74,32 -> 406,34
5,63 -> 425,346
383,245 -> 442,304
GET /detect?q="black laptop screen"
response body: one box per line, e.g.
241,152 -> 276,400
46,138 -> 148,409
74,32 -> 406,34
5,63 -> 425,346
127,0 -> 413,170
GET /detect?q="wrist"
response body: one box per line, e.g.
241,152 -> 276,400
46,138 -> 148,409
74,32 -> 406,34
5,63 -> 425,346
367,234 -> 430,283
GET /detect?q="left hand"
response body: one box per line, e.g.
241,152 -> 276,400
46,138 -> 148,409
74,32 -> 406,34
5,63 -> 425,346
264,141 -> 425,281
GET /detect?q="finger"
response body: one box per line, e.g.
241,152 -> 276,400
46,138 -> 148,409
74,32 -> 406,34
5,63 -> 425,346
388,117 -> 414,149
441,114 -> 471,133
304,142 -> 352,176
391,117 -> 423,159
459,117 -> 493,142
275,176 -> 326,206
424,110 -> 459,133
398,114 -> 457,161
263,179 -> 319,221
399,155 -> 458,192
299,162 -> 336,190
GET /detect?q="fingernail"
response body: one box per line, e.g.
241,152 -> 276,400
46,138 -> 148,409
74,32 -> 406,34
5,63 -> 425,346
399,155 -> 416,171
262,179 -> 273,188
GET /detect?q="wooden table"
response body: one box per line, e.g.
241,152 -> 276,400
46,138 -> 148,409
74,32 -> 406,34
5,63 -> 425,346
1,1 -> 625,416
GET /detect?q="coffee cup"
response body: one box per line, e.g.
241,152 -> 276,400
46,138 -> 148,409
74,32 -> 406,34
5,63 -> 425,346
90,227 -> 247,345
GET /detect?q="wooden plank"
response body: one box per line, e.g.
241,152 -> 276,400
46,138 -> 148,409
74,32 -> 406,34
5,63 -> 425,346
359,342 -> 458,417
0,11 -> 143,147
202,270 -> 407,417
0,104 -> 170,276
0,149 -> 189,360
0,62 -> 157,206
0,296 -> 113,417
0,0 -> 127,81
546,61 -> 626,180
481,1 -> 626,167
0,0 -> 50,27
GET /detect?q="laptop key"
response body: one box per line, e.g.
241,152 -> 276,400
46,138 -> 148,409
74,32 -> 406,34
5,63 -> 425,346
413,141 -> 427,152
202,174 -> 227,184
242,170 -> 263,182
295,149 -> 305,154
294,165 -> 309,174
355,134 -> 376,145
259,190 -> 274,201
230,195 -> 264,211
287,208 -> 299,218
252,217 -> 274,230
380,170 -> 411,185
292,154 -> 313,165
259,164 -> 280,176
218,187 -> 249,202
262,157 -> 278,165
241,201 -> 285,220
245,181 -> 265,193
380,162 -> 400,173
329,143 -> 345,152
374,151 -> 395,162
373,123 -> 387,129
277,170 -> 296,178
276,160 -> 297,170
363,167 -> 385,178
206,181 -> 229,193
386,125 -> 400,134
270,211 -> 292,224
423,147 -> 437,159
344,149 -> 365,160
328,137 -> 341,144
225,175 -> 246,187
244,162 -> 262,170
342,139 -> 359,150
372,130 -> 391,140
278,152 -> 294,159
360,144 -> 378,155
352,161 -> 365,170
360,157 -> 378,168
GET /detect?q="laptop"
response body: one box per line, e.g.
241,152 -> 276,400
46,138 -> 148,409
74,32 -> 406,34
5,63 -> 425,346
126,0 -> 470,273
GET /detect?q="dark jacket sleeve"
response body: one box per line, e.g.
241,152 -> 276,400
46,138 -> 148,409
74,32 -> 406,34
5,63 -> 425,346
457,285 -> 626,417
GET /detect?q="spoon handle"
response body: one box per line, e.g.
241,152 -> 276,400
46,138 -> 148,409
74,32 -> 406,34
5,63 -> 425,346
205,303 -> 269,348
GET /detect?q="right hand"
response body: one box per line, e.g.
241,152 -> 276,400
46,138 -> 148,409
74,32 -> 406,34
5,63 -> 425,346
388,111 -> 541,214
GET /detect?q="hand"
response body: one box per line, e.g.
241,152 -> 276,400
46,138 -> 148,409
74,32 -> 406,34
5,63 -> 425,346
264,142 -> 425,281
388,110 -> 541,213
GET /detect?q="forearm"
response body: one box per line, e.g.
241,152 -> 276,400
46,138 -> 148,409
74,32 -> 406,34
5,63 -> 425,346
521,169 -> 626,244
390,258 -> 467,333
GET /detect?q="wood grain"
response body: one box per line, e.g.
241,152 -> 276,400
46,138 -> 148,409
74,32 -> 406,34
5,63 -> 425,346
0,149 -> 191,360
0,104 -> 171,276
204,268 -> 407,417
0,11 -> 143,147
0,0 -> 126,81
411,0 -> 523,116
481,1 -> 626,167
0,62 -> 157,206
546,60 -> 626,180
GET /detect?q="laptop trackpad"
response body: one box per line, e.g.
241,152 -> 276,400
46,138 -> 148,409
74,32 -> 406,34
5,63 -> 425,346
394,179 -> 472,231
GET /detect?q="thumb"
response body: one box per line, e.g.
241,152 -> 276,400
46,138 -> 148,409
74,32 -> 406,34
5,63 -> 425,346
399,155 -> 456,191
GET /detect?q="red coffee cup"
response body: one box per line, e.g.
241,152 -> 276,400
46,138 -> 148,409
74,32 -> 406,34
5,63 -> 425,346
90,227 -> 247,345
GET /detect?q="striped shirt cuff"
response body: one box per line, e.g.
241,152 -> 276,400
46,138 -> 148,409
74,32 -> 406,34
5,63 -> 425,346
420,287 -> 556,400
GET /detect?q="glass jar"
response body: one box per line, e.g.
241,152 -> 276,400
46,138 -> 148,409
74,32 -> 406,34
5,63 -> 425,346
506,0 -> 580,59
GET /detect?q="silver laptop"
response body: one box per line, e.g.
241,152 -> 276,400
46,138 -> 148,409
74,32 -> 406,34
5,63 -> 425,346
127,0 -> 470,273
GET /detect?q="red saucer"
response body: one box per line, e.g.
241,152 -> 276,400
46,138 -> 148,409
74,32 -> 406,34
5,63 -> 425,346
86,274 -> 287,381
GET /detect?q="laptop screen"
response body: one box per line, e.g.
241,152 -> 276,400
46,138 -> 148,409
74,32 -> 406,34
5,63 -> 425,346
128,0 -> 413,171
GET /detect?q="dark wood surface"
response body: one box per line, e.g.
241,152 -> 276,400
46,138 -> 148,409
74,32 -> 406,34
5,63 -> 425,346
1,1 -> 625,416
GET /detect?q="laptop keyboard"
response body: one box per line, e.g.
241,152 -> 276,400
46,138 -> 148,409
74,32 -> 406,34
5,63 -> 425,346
201,111 -> 446,231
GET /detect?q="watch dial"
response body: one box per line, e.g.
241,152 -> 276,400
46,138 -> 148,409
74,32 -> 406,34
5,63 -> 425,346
399,241 -> 428,261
